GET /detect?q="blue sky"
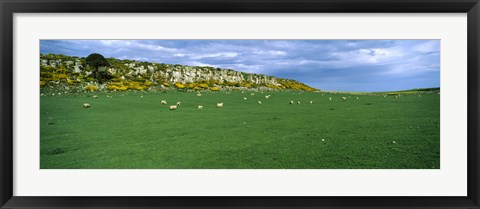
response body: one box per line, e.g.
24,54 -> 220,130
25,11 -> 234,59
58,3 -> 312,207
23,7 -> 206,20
40,40 -> 440,92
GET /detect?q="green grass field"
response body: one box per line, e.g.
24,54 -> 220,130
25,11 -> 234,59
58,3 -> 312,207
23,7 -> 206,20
40,90 -> 440,169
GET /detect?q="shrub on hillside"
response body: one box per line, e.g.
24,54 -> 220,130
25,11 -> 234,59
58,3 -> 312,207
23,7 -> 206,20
85,85 -> 98,92
175,83 -> 186,89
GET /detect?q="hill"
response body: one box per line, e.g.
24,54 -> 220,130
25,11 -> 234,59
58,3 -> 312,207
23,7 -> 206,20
40,53 -> 317,93
378,87 -> 440,94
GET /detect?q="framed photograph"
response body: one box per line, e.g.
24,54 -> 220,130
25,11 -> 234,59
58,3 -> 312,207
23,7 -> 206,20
1,0 -> 479,208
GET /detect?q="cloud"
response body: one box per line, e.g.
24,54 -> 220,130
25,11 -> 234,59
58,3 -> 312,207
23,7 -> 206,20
413,40 -> 440,53
173,53 -> 186,57
185,61 -> 215,67
190,52 -> 239,59
253,50 -> 287,56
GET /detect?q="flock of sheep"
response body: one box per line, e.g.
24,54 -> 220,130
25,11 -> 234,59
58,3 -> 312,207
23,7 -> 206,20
81,91 -> 432,110
82,93 -> 319,111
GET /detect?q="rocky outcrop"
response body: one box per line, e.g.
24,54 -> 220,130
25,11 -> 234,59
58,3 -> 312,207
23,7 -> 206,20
40,54 -> 317,92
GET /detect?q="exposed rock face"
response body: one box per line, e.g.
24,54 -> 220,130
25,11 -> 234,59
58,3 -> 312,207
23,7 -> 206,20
40,54 -> 317,92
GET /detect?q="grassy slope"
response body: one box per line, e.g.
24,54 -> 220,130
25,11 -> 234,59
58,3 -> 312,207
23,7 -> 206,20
40,91 -> 440,169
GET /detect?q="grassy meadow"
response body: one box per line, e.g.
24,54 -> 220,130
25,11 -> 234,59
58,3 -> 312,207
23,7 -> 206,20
40,90 -> 440,169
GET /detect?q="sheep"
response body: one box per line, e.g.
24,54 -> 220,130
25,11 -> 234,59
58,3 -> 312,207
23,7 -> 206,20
418,94 -> 421,97
197,93 -> 202,96
141,95 -> 144,98
329,97 -> 332,101
342,97 -> 347,100
161,100 -> 167,105
244,97 -> 247,100
83,103 -> 91,108
258,101 -> 262,104
297,101 -> 301,105
176,101 -> 181,106
169,105 -> 177,110
356,97 -> 359,100
289,101 -> 294,104
93,95 -> 98,98
250,93 -> 255,96
265,95 -> 271,99
198,105 -> 203,110
309,101 -> 313,104
217,102 -> 224,108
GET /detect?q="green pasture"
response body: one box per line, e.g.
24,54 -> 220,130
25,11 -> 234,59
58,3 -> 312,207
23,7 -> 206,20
40,90 -> 440,169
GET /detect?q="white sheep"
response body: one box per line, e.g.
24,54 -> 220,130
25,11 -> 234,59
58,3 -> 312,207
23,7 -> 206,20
176,101 -> 181,106
169,105 -> 177,110
161,100 -> 167,105
329,97 -> 332,101
217,102 -> 224,108
244,97 -> 247,100
250,93 -> 255,96
198,105 -> 203,110
342,97 -> 347,100
258,101 -> 262,104
197,93 -> 202,96
289,101 -> 294,104
93,95 -> 98,98
356,97 -> 359,100
297,101 -> 301,104
309,101 -> 313,104
83,103 -> 91,108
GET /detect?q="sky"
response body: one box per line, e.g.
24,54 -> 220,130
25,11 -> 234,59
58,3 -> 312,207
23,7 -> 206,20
40,40 -> 440,92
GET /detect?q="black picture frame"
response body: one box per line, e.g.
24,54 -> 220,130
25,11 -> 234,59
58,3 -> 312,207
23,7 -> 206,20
1,0 -> 479,208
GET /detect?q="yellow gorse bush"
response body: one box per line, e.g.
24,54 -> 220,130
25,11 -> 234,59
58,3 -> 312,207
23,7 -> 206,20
107,80 -> 152,91
175,83 -> 186,89
198,83 -> 209,89
67,78 -> 78,85
85,85 -> 98,92
107,82 -> 128,91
